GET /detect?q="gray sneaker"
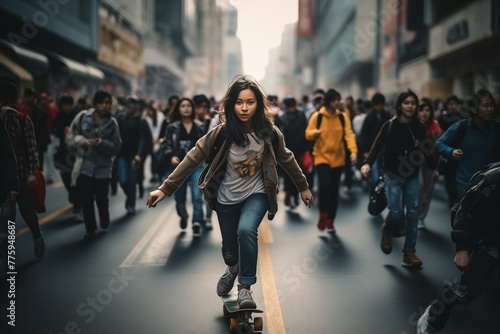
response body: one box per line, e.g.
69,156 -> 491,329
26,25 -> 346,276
217,266 -> 238,296
417,306 -> 437,334
34,232 -> 45,258
238,287 -> 256,309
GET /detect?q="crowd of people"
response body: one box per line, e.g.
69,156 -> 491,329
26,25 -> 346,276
1,75 -> 499,331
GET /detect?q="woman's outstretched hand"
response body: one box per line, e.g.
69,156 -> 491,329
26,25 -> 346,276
146,189 -> 167,208
300,189 -> 314,208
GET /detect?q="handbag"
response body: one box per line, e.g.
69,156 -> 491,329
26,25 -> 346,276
297,151 -> 313,174
368,175 -> 387,216
30,167 -> 46,213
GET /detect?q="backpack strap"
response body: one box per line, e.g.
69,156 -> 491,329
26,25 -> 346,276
453,118 -> 468,148
316,112 -> 323,129
207,125 -> 226,164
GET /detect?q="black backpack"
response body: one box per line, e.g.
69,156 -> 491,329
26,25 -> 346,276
450,161 -> 500,228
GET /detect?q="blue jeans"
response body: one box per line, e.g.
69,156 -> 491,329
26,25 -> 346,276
215,193 -> 268,286
384,174 -> 419,253
117,157 -> 137,209
175,166 -> 203,224
370,153 -> 383,184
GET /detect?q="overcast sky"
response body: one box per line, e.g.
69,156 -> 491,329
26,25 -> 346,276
233,0 -> 298,80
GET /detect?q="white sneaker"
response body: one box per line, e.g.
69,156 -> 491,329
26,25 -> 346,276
417,306 -> 437,334
192,222 -> 202,238
418,219 -> 426,230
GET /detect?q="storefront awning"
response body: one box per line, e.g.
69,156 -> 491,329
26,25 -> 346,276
0,39 -> 49,76
0,49 -> 33,83
41,50 -> 105,81
144,47 -> 184,78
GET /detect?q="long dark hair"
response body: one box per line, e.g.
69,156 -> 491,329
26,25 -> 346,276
395,89 -> 419,122
219,75 -> 274,147
418,102 -> 435,125
167,97 -> 195,123
467,88 -> 497,116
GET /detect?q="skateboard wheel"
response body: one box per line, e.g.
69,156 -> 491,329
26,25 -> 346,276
254,317 -> 263,331
230,318 -> 238,332
223,305 -> 230,316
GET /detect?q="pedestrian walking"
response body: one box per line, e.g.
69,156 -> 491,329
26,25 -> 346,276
360,93 -> 391,184
417,162 -> 500,333
147,75 -> 313,308
159,97 -> 206,238
144,103 -> 167,183
435,95 -> 468,207
361,89 -> 438,268
0,82 -> 45,258
18,88 -> 51,176
116,97 -> 148,215
435,89 -> 500,201
417,102 -> 442,229
65,90 -> 122,240
193,94 -> 214,230
278,97 -> 311,208
305,88 -> 358,232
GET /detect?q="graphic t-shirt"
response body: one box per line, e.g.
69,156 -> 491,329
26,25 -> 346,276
178,124 -> 198,160
217,133 -> 266,205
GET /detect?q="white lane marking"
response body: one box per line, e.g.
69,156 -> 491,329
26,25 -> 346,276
120,207 -> 171,267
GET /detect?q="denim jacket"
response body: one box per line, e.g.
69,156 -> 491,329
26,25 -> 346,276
158,124 -> 309,218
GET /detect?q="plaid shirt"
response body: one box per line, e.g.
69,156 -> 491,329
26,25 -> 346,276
0,105 -> 39,182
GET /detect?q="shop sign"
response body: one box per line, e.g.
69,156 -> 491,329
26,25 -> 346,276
446,19 -> 469,45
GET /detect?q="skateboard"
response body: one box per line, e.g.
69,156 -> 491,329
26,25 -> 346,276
221,290 -> 264,333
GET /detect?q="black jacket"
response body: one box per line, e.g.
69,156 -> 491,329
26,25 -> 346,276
364,118 -> 437,180
451,162 -> 500,251
277,110 -> 309,157
117,113 -> 148,159
360,110 -> 391,153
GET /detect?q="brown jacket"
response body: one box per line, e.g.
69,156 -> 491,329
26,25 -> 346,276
158,124 -> 309,218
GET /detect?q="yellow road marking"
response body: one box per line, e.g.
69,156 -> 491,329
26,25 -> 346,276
120,207 -> 171,267
258,218 -> 286,334
16,203 -> 73,237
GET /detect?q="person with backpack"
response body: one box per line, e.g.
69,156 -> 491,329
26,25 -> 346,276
361,89 -> 438,268
147,75 -> 313,309
417,162 -> 500,333
435,89 -> 500,202
305,89 -> 358,233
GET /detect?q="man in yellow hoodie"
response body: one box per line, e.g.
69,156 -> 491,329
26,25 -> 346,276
305,89 -> 358,232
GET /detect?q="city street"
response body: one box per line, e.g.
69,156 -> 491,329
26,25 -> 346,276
1,171 -> 499,334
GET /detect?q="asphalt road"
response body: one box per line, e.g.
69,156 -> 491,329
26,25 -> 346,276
1,169 -> 499,334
